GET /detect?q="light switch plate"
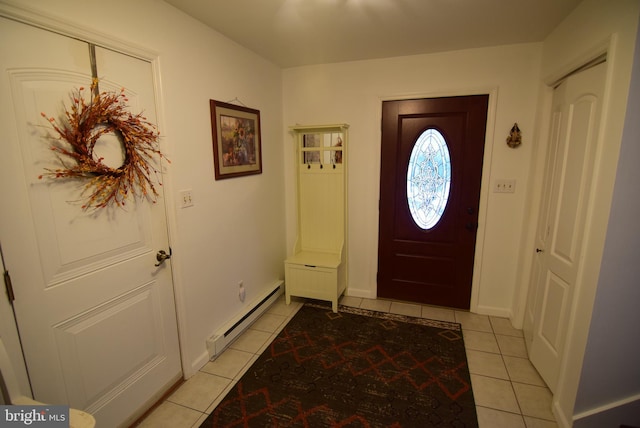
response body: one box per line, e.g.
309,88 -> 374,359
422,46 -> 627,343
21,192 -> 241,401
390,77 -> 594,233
494,179 -> 516,193
179,189 -> 194,208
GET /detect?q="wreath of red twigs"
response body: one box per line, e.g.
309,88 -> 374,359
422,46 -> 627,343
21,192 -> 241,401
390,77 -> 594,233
39,80 -> 169,210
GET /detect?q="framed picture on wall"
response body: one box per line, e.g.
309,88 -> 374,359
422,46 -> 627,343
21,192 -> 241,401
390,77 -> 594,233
210,100 -> 262,180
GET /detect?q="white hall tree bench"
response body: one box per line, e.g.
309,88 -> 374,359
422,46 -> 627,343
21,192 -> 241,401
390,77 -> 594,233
285,124 -> 348,312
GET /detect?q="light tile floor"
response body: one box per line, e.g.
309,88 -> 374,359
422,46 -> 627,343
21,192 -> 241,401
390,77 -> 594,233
136,295 -> 558,428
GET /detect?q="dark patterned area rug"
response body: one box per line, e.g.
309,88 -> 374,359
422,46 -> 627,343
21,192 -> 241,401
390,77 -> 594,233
200,303 -> 478,427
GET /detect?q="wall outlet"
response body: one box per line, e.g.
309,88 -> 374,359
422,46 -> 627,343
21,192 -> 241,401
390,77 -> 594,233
179,189 -> 194,208
494,179 -> 516,193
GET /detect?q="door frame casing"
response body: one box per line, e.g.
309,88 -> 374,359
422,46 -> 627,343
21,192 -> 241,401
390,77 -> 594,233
515,37 -> 615,331
0,0 -> 190,388
378,87 -> 499,315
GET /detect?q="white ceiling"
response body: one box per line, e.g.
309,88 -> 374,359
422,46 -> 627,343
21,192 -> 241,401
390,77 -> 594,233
165,0 -> 583,68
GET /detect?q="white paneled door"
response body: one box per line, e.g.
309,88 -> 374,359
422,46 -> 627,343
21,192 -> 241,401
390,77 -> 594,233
525,62 -> 606,392
0,18 -> 181,427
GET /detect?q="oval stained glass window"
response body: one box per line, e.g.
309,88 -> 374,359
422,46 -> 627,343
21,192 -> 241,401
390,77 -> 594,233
406,128 -> 451,230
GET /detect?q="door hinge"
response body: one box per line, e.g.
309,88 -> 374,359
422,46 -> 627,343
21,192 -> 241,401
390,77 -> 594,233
4,270 -> 15,302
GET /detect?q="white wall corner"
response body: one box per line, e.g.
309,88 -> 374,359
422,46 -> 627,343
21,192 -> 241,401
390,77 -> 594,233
189,351 -> 211,377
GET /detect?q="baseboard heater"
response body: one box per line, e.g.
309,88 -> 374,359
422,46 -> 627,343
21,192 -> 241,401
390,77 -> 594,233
206,281 -> 283,359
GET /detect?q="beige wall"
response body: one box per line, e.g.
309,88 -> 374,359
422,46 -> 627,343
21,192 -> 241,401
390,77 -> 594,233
283,43 -> 543,318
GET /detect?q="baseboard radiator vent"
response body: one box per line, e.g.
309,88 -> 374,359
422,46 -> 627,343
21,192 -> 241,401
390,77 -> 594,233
206,281 -> 283,359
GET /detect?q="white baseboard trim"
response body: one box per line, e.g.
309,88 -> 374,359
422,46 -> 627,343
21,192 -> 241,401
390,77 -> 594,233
345,287 -> 375,299
474,304 -> 512,319
573,392 -> 640,423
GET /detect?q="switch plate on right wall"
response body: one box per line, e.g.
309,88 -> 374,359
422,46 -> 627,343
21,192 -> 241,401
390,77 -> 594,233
494,179 -> 516,193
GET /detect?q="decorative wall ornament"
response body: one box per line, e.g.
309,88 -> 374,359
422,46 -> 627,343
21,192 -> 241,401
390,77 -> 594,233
39,80 -> 169,210
506,123 -> 522,148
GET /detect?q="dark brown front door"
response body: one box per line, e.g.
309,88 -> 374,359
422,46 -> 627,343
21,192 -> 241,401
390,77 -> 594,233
377,95 -> 489,309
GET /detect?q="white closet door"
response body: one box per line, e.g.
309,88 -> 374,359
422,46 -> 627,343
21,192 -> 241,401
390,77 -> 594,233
526,62 -> 606,392
0,17 -> 181,427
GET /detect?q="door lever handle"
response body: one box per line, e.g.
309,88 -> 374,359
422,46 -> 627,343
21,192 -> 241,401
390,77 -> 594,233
155,249 -> 172,267
536,248 -> 544,253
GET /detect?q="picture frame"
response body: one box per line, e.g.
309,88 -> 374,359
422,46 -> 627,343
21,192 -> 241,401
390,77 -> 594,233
210,100 -> 262,180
